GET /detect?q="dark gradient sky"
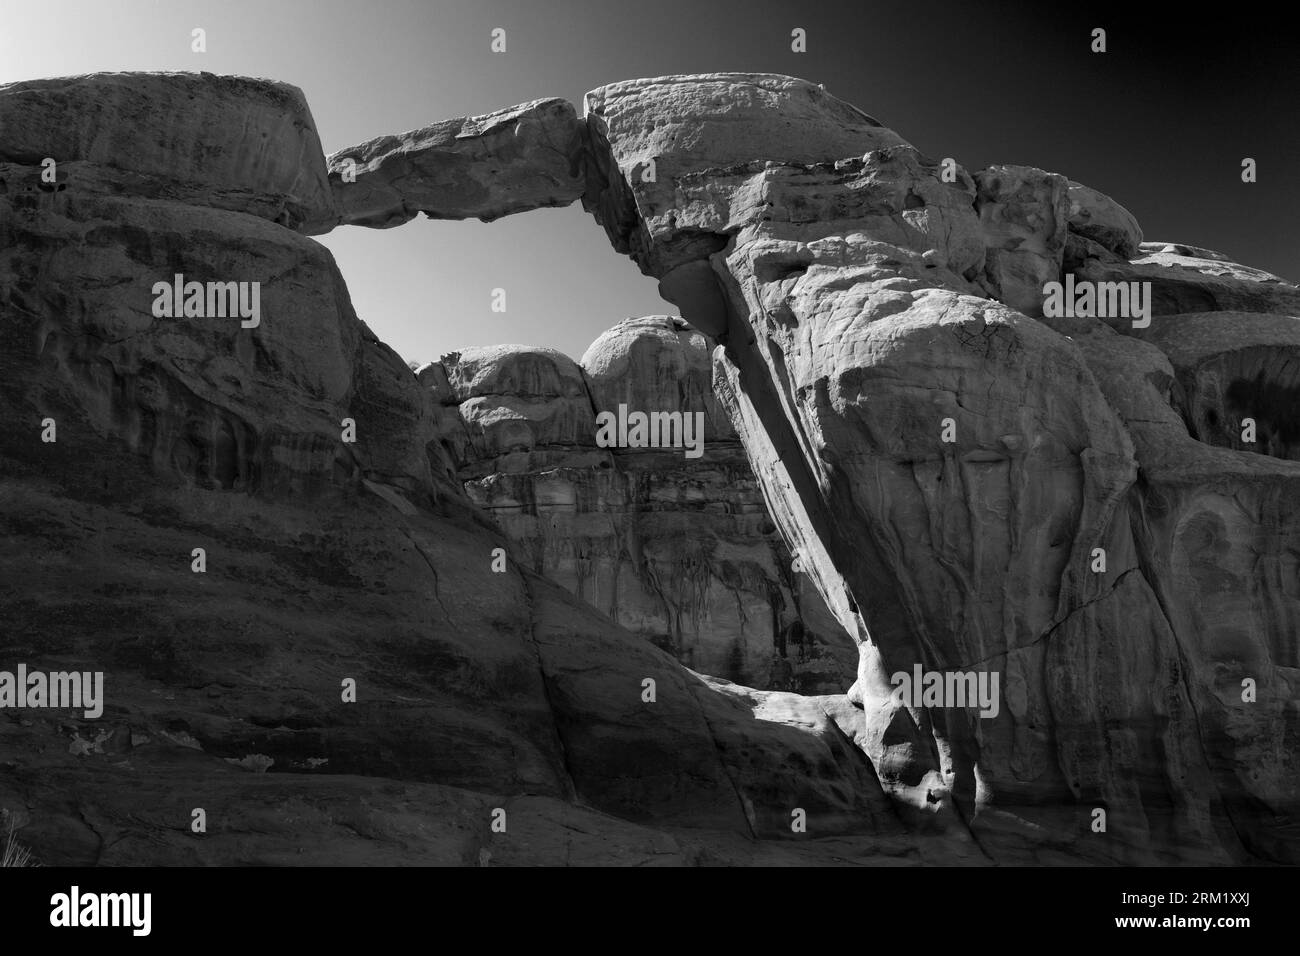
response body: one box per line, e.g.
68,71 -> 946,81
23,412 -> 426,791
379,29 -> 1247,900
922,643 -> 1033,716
3,0 -> 1295,361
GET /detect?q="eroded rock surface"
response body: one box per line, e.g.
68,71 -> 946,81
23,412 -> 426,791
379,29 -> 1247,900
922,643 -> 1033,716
4,68 -> 1298,866
0,72 -> 337,233
421,317 -> 856,692
325,98 -> 586,230
576,71 -> 1300,864
1068,239 -> 1300,319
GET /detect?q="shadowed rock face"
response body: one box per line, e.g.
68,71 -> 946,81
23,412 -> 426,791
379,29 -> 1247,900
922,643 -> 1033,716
0,73 -> 337,233
1133,311 -> 1300,459
421,317 -> 857,693
0,185 -> 441,500
3,69 -> 1298,865
1065,181 -> 1142,260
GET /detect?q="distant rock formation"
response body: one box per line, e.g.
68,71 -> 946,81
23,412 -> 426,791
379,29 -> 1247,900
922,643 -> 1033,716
421,316 -> 856,692
3,68 -> 1298,865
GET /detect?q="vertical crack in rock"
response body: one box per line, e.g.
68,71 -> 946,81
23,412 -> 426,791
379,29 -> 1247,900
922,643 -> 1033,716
398,527 -> 454,625
513,570 -> 582,804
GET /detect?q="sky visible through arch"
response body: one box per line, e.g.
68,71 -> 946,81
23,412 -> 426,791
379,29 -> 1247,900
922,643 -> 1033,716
3,0 -> 1295,362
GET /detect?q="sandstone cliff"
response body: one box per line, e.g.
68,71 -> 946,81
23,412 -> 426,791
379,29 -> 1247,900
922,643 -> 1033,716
2,69 -> 1297,865
575,73 -> 1300,863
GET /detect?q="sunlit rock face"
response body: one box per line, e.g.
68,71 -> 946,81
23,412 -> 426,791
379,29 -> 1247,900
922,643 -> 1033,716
324,98 -> 587,231
580,71 -> 1300,864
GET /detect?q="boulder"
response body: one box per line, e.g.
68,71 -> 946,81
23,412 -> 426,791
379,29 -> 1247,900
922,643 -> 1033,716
1066,180 -> 1142,258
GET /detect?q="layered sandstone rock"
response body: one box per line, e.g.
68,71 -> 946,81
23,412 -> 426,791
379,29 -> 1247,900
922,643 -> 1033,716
576,71 -> 1300,863
421,317 -> 856,692
0,72 -> 337,233
1067,239 -> 1300,319
0,186 -> 446,501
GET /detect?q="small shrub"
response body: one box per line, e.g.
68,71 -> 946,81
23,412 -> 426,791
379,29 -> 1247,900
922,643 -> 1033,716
1,813 -> 38,867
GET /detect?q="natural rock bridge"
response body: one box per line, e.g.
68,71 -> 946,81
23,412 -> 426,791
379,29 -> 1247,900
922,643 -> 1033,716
1,70 -> 1296,864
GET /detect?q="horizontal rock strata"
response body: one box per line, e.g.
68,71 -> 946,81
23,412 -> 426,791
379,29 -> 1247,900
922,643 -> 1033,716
421,316 -> 856,692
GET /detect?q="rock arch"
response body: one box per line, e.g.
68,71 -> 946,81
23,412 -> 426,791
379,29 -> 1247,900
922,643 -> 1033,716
322,71 -> 1300,862
3,69 -> 1299,863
